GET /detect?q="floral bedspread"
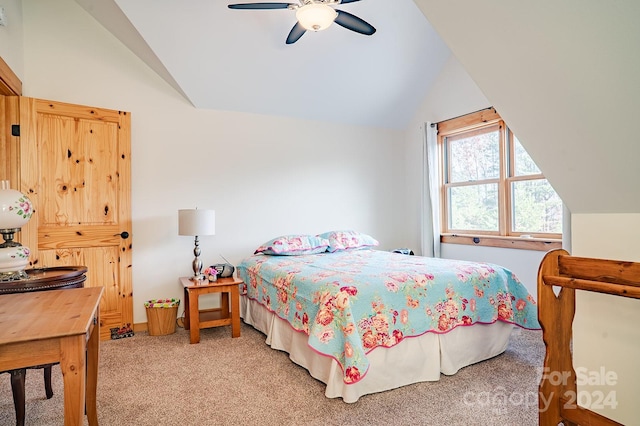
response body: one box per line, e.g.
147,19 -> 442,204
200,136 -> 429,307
237,249 -> 540,385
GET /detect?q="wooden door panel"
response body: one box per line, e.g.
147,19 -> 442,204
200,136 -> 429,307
37,114 -> 119,225
38,226 -> 122,249
16,97 -> 132,340
39,246 -> 122,340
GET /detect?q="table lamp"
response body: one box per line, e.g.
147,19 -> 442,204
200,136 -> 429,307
178,208 -> 215,280
0,180 -> 33,281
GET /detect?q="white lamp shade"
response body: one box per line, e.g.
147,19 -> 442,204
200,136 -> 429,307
178,209 -> 215,236
296,3 -> 337,31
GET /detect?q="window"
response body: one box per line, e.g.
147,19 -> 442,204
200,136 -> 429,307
438,108 -> 562,248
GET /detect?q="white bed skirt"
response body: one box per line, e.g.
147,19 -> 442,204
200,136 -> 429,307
240,295 -> 514,403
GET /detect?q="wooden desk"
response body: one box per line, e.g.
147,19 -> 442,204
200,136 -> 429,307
0,287 -> 103,426
180,276 -> 242,343
0,266 -> 88,426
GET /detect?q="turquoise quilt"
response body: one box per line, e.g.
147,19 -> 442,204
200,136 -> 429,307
238,249 -> 540,385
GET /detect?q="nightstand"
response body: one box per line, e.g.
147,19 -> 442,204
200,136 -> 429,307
179,276 -> 242,344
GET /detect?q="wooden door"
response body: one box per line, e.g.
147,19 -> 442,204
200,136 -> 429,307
15,98 -> 132,340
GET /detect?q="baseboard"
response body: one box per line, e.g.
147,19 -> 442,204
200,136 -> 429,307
133,322 -> 148,332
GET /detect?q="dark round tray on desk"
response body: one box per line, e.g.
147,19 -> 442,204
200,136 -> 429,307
0,266 -> 88,294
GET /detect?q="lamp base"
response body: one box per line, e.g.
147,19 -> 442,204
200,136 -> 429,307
0,269 -> 29,282
191,235 -> 204,280
0,246 -> 30,274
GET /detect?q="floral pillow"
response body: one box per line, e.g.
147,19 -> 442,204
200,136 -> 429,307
316,230 -> 379,253
254,235 -> 330,256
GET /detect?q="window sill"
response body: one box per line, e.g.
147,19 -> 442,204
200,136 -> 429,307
440,234 -> 562,252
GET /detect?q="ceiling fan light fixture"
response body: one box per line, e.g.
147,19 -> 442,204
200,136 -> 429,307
295,3 -> 337,32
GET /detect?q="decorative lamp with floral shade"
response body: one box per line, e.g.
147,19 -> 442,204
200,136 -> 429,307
0,180 -> 33,281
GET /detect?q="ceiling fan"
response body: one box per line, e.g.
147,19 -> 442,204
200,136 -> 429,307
228,0 -> 376,44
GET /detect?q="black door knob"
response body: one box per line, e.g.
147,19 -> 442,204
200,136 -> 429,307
118,231 -> 130,239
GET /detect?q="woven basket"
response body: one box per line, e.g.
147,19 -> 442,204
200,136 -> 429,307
144,299 -> 180,336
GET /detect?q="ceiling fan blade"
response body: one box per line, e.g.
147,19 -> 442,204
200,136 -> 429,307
339,0 -> 363,3
286,22 -> 306,44
228,2 -> 293,9
334,10 -> 376,36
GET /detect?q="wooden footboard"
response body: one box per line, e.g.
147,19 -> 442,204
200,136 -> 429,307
537,249 -> 640,426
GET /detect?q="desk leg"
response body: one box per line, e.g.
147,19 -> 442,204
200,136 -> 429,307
231,287 -> 240,338
183,287 -> 190,331
60,335 -> 86,426
189,290 -> 200,344
86,313 -> 99,425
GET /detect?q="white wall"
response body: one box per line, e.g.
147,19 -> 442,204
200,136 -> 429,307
18,0 -> 407,323
0,0 -> 23,78
571,214 -> 640,425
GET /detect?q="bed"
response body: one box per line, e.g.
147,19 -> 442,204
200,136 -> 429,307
537,249 -> 640,425
237,231 -> 540,403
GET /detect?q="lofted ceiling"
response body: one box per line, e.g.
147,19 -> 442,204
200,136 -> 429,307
74,0 -> 451,129
414,0 -> 640,214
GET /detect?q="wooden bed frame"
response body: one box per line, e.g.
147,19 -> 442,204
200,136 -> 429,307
537,249 -> 640,426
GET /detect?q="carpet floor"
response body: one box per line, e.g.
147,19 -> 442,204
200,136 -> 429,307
0,322 -> 544,425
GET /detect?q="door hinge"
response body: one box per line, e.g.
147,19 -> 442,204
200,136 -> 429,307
11,125 -> 19,137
